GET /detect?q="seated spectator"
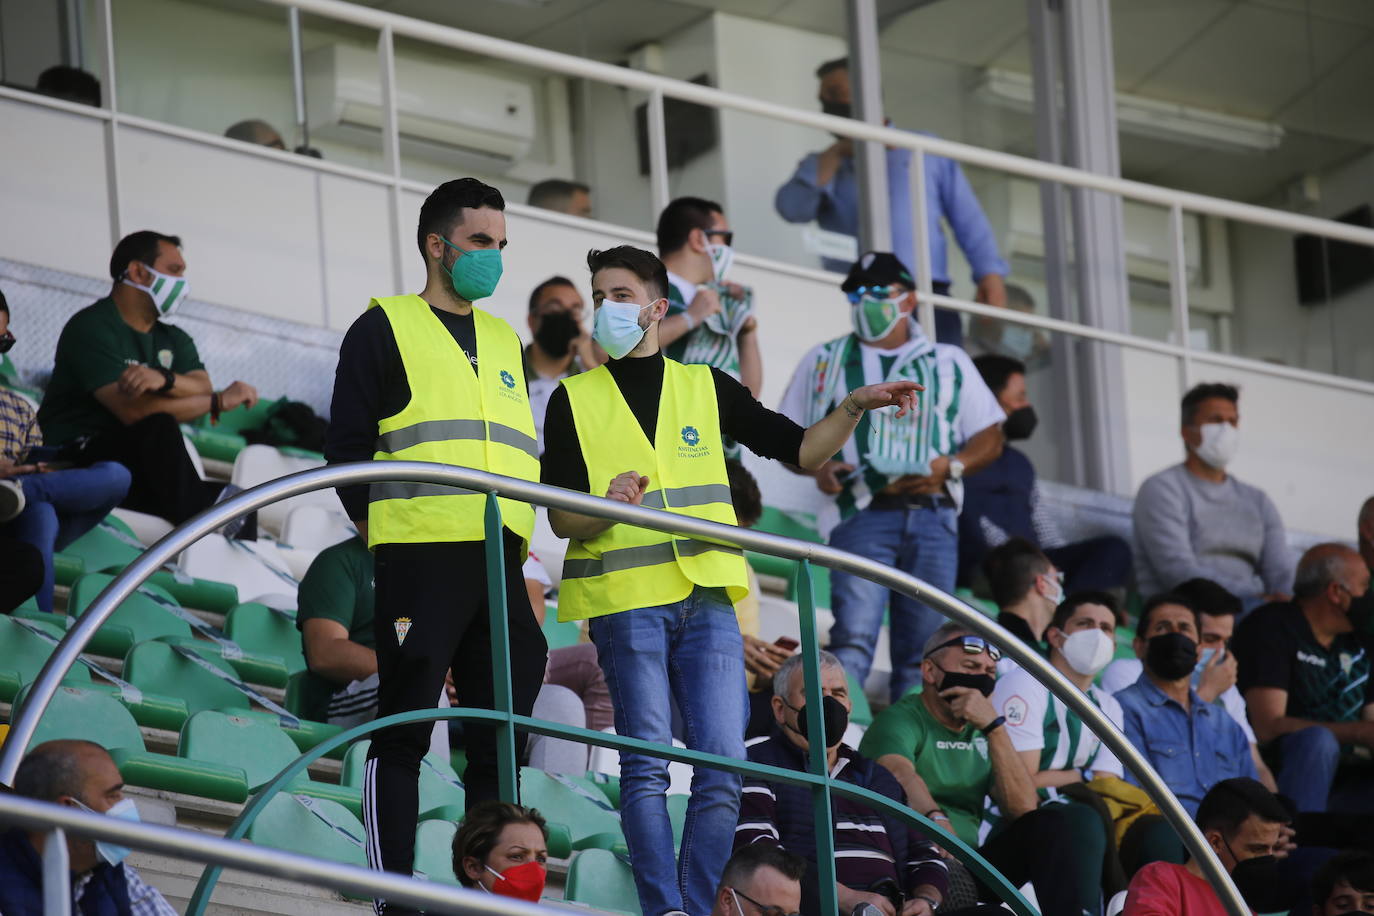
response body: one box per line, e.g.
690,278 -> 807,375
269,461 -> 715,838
523,276 -> 603,453
35,65 -> 101,106
0,538 -> 43,613
1311,851 -> 1374,916
737,651 -> 952,916
1133,382 -> 1293,608
0,739 -> 176,915
656,197 -> 762,398
967,284 -> 1050,367
526,179 -> 592,217
37,231 -> 260,525
1100,578 -> 1276,791
1232,544 -> 1374,815
1114,594 -> 1257,816
1124,778 -> 1291,916
961,355 -> 1132,594
710,844 -> 806,916
860,622 -> 1106,916
452,800 -> 548,901
224,119 -> 286,150
981,537 -> 1062,662
0,291 -> 130,612
1353,497 -> 1374,637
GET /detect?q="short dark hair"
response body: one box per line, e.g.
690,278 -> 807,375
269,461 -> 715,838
586,246 -> 669,302
1312,851 -> 1374,909
36,65 -> 101,106
528,276 -> 576,313
718,842 -> 806,894
983,537 -> 1052,608
1137,592 -> 1202,638
1195,777 -> 1289,841
14,740 -> 106,802
727,459 -> 762,529
816,57 -> 849,79
0,289 -> 9,315
1172,578 -> 1242,619
1051,590 -> 1120,632
1181,382 -> 1238,426
451,800 -> 548,888
416,178 -> 505,258
973,354 -> 1027,397
656,196 -> 723,256
109,231 -> 182,282
527,179 -> 589,211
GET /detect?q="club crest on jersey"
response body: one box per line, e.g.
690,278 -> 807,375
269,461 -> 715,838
394,617 -> 413,645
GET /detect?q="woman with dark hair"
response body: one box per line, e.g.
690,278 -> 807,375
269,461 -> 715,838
451,801 -> 549,901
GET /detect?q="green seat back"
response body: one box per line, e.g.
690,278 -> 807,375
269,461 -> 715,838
565,848 -> 641,916
246,793 -> 366,868
183,427 -> 248,464
954,587 -> 1000,619
18,684 -> 146,753
62,517 -> 143,575
847,672 -> 873,727
225,603 -> 305,674
123,640 -> 244,717
414,819 -> 460,885
179,709 -> 301,787
198,397 -> 279,436
342,740 -> 465,817
541,615 -> 581,651
0,616 -> 91,701
68,573 -> 193,658
518,767 -> 622,858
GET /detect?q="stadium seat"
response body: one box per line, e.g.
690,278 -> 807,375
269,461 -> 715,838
517,766 -> 623,859
0,615 -> 91,702
67,573 -> 193,659
565,848 -> 640,916
225,602 -> 306,675
279,504 -> 355,554
847,672 -> 873,727
541,614 -> 581,651
413,819 -> 460,885
230,444 -> 334,538
588,733 -> 694,796
245,793 -> 366,870
178,533 -> 299,607
109,508 -> 174,547
62,515 -> 144,577
341,740 -> 465,821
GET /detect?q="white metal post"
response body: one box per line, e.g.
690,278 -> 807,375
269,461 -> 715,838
95,0 -> 121,249
911,151 -> 936,339
646,88 -> 670,221
43,827 -> 71,916
378,25 -> 405,294
845,0 -> 891,253
1168,203 -> 1192,391
289,6 -> 308,150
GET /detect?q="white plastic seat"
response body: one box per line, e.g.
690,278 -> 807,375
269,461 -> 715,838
588,728 -> 694,795
1106,890 -> 1127,916
179,534 -> 299,607
230,444 -> 333,538
279,505 -> 356,553
109,508 -> 174,547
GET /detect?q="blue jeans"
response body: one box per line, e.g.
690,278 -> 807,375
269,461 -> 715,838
828,504 -> 958,702
5,462 -> 130,611
589,586 -> 747,916
1276,725 -> 1374,814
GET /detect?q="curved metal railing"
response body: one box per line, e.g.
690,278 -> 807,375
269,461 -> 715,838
0,462 -> 1248,916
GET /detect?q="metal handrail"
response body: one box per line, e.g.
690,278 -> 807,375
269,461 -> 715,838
0,462 -> 1249,916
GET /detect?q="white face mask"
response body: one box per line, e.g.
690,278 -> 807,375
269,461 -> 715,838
1194,422 -> 1239,469
707,243 -> 735,284
71,797 -> 141,866
592,298 -> 658,360
123,265 -> 189,318
1041,573 -> 1065,608
1059,628 -> 1115,677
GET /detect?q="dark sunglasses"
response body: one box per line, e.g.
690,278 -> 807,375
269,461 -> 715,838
844,285 -> 896,305
706,229 -> 735,246
929,634 -> 1002,662
732,887 -> 802,916
0,331 -> 14,354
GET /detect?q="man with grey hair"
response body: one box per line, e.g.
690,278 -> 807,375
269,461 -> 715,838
224,119 -> 285,150
0,740 -> 176,915
1233,543 -> 1374,813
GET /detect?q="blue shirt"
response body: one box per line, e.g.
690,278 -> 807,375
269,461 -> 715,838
1114,674 -> 1257,817
774,135 -> 1009,283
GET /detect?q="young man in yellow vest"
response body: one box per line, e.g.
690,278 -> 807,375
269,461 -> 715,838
540,245 -> 920,916
324,178 -> 547,916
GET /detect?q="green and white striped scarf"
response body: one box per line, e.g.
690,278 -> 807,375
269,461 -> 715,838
665,282 -> 753,380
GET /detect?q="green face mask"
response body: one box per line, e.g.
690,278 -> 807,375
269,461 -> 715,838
439,237 -> 503,301
852,293 -> 905,341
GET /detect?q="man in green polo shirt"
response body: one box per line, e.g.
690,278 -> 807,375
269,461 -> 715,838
295,535 -> 377,724
860,621 -> 1104,916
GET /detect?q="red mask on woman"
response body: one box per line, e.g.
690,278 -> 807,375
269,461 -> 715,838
485,861 -> 546,902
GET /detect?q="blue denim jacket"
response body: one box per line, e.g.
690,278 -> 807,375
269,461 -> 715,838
1114,673 -> 1257,816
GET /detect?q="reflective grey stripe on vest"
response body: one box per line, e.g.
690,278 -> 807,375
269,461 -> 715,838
375,419 -> 537,459
640,484 -> 733,511
562,539 -> 743,580
368,482 -> 480,503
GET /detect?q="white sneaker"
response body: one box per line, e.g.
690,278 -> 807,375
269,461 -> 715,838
0,479 -> 25,523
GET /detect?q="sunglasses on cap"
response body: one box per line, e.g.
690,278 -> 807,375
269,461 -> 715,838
928,634 -> 1002,662
844,285 -> 899,304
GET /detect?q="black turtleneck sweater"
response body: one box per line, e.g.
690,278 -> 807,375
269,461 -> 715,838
540,351 -> 805,495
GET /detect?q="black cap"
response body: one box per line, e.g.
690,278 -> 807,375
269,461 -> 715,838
841,251 -> 916,293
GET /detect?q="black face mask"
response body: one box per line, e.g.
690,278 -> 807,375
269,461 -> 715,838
1002,406 -> 1037,441
1146,632 -> 1199,681
1229,854 -> 1291,913
936,667 -> 996,698
785,694 -> 849,748
534,311 -> 580,358
821,100 -> 852,119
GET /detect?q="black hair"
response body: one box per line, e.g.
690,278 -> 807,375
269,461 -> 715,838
815,57 -> 849,79
528,276 -> 577,313
586,246 -> 669,302
1181,382 -> 1239,426
416,178 -> 505,258
656,196 -> 723,256
36,65 -> 101,106
1312,851 -> 1374,908
1172,578 -> 1242,619
1051,590 -> 1120,632
0,288 -> 8,315
718,842 -> 807,893
726,459 -> 762,529
527,179 -> 589,210
1195,777 -> 1289,840
973,354 -> 1027,397
109,231 -> 182,282
1137,591 -> 1202,639
14,740 -> 107,802
982,537 -> 1052,608
451,800 -> 548,888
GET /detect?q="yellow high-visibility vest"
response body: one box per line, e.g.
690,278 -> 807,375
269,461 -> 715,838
557,358 -> 749,621
367,295 -> 537,549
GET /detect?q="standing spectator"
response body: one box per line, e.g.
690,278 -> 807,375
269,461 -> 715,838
736,652 -> 951,916
1124,778 -> 1292,916
1352,497 -> 1374,637
324,178 -> 547,916
0,740 -> 176,915
526,179 -> 592,218
1232,544 -> 1374,814
0,292 -> 129,612
1113,594 -> 1257,817
774,58 -> 1009,346
960,354 -> 1132,594
1311,852 -> 1374,916
709,845 -> 806,916
523,276 -> 603,453
224,119 -> 286,149
655,197 -> 763,398
37,231 -> 259,525
981,537 -> 1062,662
779,252 -> 1004,701
1132,383 -> 1293,607
860,622 -> 1106,916
541,245 -> 919,916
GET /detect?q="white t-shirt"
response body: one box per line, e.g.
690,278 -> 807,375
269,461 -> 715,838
992,664 -> 1125,780
1100,657 -> 1256,744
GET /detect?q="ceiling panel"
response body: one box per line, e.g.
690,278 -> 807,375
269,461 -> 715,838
1275,39 -> 1374,145
1143,130 -> 1364,201
1251,0 -> 1374,28
878,0 -> 1027,68
370,0 -> 598,41
1110,0 -> 1234,90
516,0 -> 708,58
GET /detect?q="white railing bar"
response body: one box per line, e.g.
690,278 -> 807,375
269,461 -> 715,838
251,0 -> 1374,249
646,88 -> 670,221
1167,203 -> 1192,391
288,6 -> 309,147
95,0 -> 122,249
43,826 -> 71,916
378,25 -> 407,295
911,150 -> 937,338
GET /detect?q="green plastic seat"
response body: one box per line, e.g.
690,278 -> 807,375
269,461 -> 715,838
147,571 -> 240,615
518,766 -> 622,859
53,553 -> 85,589
341,740 -> 464,820
246,793 -> 366,870
183,426 -> 249,464
565,848 -> 641,916
62,516 -> 144,576
413,819 -> 460,885
847,672 -> 874,727
68,573 -> 193,659
196,397 -> 279,436
541,615 -> 581,651
225,602 -> 306,675
954,587 -> 1000,619
0,616 -> 91,701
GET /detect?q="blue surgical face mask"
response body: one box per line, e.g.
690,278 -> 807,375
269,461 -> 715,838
71,797 -> 140,866
592,298 -> 660,360
1192,647 -> 1219,689
439,237 -> 503,301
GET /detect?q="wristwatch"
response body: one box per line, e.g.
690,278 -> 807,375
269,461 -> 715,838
156,367 -> 176,394
947,457 -> 965,481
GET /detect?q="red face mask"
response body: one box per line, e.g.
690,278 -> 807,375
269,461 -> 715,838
486,861 -> 546,902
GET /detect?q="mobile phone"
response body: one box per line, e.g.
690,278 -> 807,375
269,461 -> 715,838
773,636 -> 800,652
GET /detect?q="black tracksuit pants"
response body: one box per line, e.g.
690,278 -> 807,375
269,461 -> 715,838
361,534 -> 547,909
